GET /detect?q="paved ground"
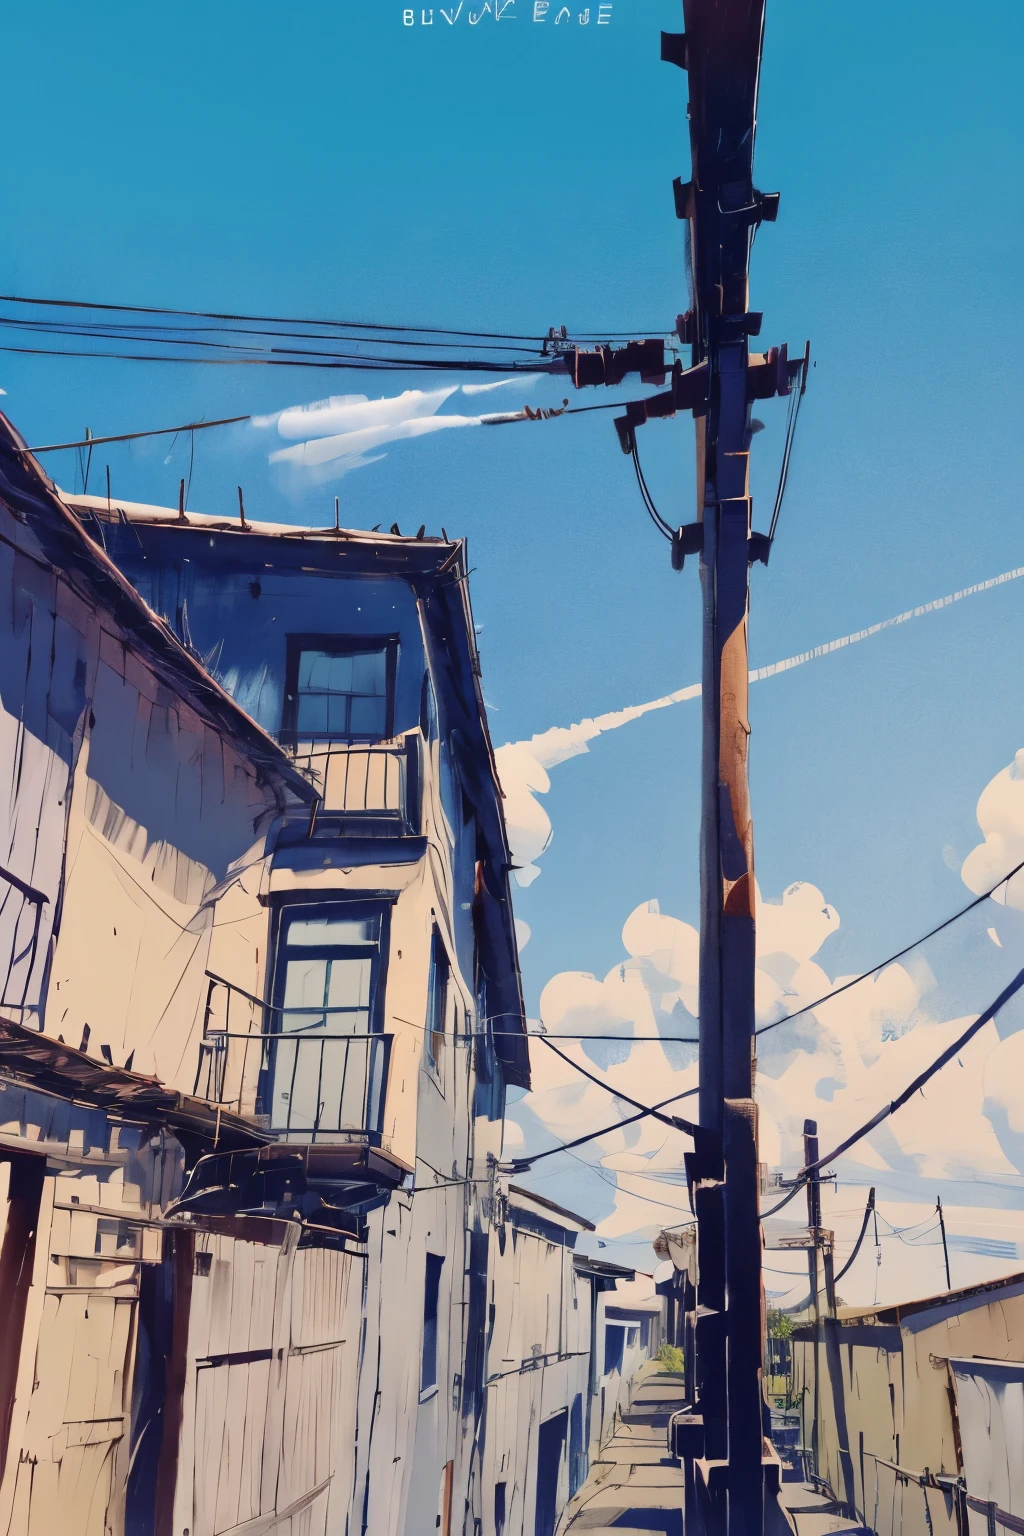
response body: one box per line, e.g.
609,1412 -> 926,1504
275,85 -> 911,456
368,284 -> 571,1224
559,1364 -> 687,1535
559,1371 -> 871,1534
778,1487 -> 872,1535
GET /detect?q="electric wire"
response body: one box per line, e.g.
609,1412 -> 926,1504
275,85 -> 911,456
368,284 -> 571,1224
536,1034 -> 698,1135
630,439 -> 674,541
506,1084 -> 699,1172
0,341 -> 546,373
0,289 -> 665,343
761,962 -> 1024,1218
767,350 -> 809,545
755,853 -> 1024,1037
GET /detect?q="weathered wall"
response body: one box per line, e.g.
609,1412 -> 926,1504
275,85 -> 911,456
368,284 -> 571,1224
792,1278 -> 1024,1535
173,1224 -> 362,1536
483,1208 -> 593,1536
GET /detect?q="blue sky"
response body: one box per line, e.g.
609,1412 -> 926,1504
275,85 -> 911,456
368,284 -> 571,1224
7,0 -> 1024,1281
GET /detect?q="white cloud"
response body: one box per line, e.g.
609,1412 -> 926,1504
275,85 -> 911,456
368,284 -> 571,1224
252,378 -> 540,482
509,747 -> 1024,1304
960,747 -> 1024,909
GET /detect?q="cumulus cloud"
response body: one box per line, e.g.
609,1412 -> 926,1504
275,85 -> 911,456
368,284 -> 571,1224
252,378 -> 541,483
961,747 -> 1024,909
510,746 -> 1024,1305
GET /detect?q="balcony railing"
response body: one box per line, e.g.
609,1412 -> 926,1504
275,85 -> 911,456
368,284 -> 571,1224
193,973 -> 390,1141
287,735 -> 420,830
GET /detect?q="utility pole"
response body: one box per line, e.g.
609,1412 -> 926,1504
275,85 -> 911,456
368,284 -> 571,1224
937,1196 -> 952,1291
559,7 -> 806,1530
804,1118 -> 823,1483
675,7 -> 783,1532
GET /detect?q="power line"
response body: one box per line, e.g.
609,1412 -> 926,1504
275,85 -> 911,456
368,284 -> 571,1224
505,1084 -> 699,1173
0,290 -> 665,344
762,962 -> 1024,1218
0,339 -> 542,373
630,439 -> 674,541
755,853 -> 1024,1038
24,415 -> 251,456
536,1034 -> 698,1135
21,394 -> 640,462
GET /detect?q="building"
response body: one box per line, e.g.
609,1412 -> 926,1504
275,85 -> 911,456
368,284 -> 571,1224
790,1269 -> 1024,1534
0,412 -> 649,1536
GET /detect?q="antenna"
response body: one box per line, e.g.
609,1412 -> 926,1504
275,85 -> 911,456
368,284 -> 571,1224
237,486 -> 248,531
178,478 -> 187,522
334,495 -> 341,533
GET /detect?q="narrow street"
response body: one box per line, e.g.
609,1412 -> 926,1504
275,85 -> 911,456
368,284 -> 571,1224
559,1363 -> 687,1535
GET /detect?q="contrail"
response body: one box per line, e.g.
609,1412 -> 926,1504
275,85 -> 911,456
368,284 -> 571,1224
504,562 -> 1024,775
749,563 -> 1024,683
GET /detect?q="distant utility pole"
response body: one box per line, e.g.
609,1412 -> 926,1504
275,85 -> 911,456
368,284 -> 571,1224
937,1196 -> 952,1290
560,6 -> 805,1531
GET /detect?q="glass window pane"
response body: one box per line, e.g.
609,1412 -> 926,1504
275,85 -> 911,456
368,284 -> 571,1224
326,957 -> 372,1011
326,653 -> 355,692
296,694 -> 329,735
326,693 -> 352,735
285,915 -> 378,946
300,651 -> 334,689
351,650 -> 386,696
348,695 -> 387,737
282,957 -> 328,1017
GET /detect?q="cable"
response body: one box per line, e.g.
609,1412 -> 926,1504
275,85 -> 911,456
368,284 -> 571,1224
832,1188 -> 876,1284
0,314 -> 544,358
507,1084 -> 699,1172
0,341 -> 545,373
536,1035 -> 698,1135
756,853 -> 1024,1037
558,1144 -> 693,1215
630,440 -> 674,541
0,290 -> 666,344
762,962 -> 1024,1218
24,415 -> 252,456
767,348 -> 809,545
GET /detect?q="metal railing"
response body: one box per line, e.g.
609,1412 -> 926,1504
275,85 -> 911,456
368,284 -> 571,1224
0,864 -> 48,1028
286,736 -> 418,825
193,973 -> 391,1140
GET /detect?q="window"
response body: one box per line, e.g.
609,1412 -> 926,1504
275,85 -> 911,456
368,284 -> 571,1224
275,908 -> 383,1034
265,903 -> 388,1133
283,635 -> 396,745
604,1324 -> 625,1376
421,1252 -> 445,1394
426,928 -> 449,1077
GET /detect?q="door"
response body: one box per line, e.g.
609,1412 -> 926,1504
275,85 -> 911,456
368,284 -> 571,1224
535,1409 -> 568,1536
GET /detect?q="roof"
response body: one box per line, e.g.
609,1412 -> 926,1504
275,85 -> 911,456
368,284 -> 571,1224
836,1267 -> 1024,1331
573,1254 -> 637,1282
0,416 -> 315,804
508,1183 -> 595,1232
0,1015 -> 268,1150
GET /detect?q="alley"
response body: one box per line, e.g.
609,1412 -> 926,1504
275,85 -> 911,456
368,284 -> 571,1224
558,1363 -> 687,1535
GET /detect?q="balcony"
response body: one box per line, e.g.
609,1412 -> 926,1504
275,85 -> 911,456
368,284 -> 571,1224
286,734 -> 420,835
193,973 -> 391,1143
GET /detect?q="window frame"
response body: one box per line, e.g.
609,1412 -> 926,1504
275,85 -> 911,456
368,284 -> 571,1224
281,633 -> 399,748
267,896 -> 394,1039
420,1251 -> 445,1396
425,926 -> 450,1082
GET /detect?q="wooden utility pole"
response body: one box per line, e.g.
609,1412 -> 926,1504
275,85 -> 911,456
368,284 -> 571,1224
562,9 -> 805,1526
672,5 -> 783,1531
